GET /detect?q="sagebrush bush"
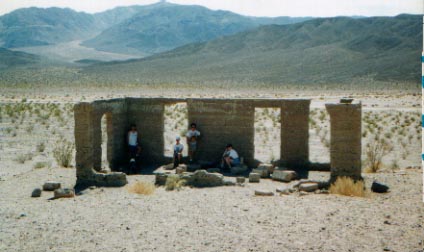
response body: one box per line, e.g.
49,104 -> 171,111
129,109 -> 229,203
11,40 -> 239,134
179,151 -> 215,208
36,142 -> 46,153
53,138 -> 74,167
127,181 -> 155,195
329,177 -> 365,197
33,161 -> 48,169
365,136 -> 393,173
14,153 -> 33,164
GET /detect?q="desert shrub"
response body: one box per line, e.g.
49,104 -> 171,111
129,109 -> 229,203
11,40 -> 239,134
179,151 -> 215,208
165,175 -> 186,191
33,161 -> 49,169
5,127 -> 13,134
365,137 -> 393,173
14,153 -> 33,164
53,138 -> 74,167
127,181 -> 155,195
36,142 -> 46,153
329,176 -> 365,197
26,125 -> 34,133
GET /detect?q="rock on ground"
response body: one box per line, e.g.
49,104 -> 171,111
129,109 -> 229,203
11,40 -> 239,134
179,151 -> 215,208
371,181 -> 390,193
190,170 -> 224,187
299,182 -> 319,192
176,165 -> 187,174
255,190 -> 274,196
276,187 -> 292,195
272,170 -> 297,182
236,177 -> 246,183
249,173 -> 260,183
258,163 -> 274,174
31,188 -> 42,197
42,181 -> 61,191
54,188 -> 75,199
252,167 -> 269,178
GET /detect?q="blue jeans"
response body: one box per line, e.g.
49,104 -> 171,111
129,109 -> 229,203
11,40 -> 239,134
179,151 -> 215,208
129,145 -> 138,156
230,157 -> 241,166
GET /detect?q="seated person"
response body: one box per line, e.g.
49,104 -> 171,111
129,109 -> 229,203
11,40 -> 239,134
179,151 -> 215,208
186,123 -> 200,162
173,136 -> 184,168
221,144 -> 240,170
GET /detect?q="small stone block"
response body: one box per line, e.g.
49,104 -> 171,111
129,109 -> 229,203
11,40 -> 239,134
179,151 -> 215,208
272,170 -> 297,182
299,182 -> 319,192
54,188 -> 75,198
255,190 -> 274,196
236,177 -> 246,183
249,173 -> 260,183
252,167 -> 269,178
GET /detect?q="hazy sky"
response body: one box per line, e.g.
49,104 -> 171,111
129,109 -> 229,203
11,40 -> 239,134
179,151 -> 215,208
0,0 -> 422,17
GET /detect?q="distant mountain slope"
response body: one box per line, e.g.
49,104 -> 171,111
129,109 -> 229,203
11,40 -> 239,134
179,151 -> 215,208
92,5 -> 147,29
82,2 -> 311,55
0,7 -> 101,48
84,14 -> 421,85
0,3 -> 311,56
0,48 -> 40,68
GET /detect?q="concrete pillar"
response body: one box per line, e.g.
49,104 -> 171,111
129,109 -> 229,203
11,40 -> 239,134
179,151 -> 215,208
280,100 -> 310,166
74,103 -> 95,178
326,101 -> 362,182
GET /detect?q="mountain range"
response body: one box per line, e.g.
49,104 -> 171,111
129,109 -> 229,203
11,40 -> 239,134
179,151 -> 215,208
0,3 -> 420,86
0,3 -> 310,55
83,14 -> 421,85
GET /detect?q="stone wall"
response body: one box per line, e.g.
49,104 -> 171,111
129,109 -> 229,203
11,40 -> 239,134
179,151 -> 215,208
187,99 -> 255,166
127,98 -> 184,164
280,100 -> 310,166
326,101 -> 362,182
74,99 -> 128,186
74,97 -> 314,186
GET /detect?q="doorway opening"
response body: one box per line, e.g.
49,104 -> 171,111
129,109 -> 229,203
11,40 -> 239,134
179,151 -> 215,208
101,112 -> 113,169
254,107 -> 281,163
163,103 -> 189,157
309,108 -> 330,163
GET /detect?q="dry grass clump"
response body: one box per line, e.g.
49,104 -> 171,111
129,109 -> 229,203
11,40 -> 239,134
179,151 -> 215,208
165,175 -> 186,191
329,177 -> 366,197
127,181 -> 155,195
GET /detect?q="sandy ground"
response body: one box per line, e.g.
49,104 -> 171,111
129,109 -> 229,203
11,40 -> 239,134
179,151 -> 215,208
0,88 -> 422,251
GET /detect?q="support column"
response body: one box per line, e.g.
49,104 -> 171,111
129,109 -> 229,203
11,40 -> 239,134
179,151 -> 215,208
74,103 -> 95,179
326,101 -> 362,182
280,100 -> 310,167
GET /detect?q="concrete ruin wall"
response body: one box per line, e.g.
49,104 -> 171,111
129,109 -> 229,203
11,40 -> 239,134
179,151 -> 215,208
280,100 -> 310,166
326,102 -> 362,182
74,99 -> 128,186
74,97 -> 361,187
187,99 -> 256,166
